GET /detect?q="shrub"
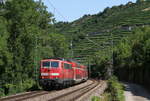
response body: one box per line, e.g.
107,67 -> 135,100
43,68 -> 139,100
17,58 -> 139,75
100,93 -> 112,101
2,79 -> 37,96
91,96 -> 101,101
107,76 -> 125,101
0,88 -> 5,97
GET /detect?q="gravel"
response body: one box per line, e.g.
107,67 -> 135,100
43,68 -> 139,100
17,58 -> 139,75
24,80 -> 93,101
76,80 -> 107,101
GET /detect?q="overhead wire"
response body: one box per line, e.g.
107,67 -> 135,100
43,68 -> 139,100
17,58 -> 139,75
47,0 -> 68,21
47,0 -> 75,60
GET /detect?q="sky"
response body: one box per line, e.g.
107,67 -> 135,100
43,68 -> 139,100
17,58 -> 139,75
42,0 -> 137,22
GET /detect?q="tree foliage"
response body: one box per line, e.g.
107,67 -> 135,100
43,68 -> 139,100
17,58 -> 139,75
114,27 -> 150,89
0,0 -> 69,96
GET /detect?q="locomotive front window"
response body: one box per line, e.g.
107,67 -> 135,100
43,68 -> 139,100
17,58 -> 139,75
51,61 -> 59,68
43,62 -> 50,68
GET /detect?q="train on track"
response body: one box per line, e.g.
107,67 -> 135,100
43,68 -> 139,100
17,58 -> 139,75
39,58 -> 88,89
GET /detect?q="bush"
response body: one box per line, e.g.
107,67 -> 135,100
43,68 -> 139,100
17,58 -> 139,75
22,79 -> 36,91
91,76 -> 124,101
97,76 -> 124,101
4,84 -> 16,96
0,88 -> 5,97
100,93 -> 112,101
2,79 -> 37,96
107,76 -> 125,101
91,96 -> 101,101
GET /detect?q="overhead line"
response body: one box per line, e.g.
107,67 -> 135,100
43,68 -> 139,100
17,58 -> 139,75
47,0 -> 68,21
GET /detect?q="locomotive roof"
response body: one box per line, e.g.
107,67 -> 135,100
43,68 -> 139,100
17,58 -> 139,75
42,58 -> 82,65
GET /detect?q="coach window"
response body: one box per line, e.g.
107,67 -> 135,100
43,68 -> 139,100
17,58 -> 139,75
51,61 -> 59,68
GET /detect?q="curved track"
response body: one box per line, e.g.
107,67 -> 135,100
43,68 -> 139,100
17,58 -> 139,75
0,80 -> 101,101
0,91 -> 49,101
48,80 -> 99,101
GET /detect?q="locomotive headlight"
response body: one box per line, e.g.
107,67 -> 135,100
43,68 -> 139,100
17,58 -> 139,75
41,73 -> 49,76
50,73 -> 59,76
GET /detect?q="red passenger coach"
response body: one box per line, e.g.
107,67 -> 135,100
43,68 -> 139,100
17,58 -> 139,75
39,58 -> 88,89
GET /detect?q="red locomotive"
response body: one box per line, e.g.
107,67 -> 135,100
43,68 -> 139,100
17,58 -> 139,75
39,58 -> 88,89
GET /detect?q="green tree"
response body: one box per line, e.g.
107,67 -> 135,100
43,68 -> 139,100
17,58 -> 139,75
0,0 -> 55,95
49,33 -> 69,58
114,27 -> 150,88
0,16 -> 12,96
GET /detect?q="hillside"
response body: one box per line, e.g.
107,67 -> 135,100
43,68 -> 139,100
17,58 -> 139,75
55,1 -> 150,64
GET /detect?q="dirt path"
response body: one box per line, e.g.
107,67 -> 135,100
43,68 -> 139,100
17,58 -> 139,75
124,82 -> 150,101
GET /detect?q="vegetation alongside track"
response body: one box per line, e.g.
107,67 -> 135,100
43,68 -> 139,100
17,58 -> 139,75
114,27 -> 150,90
91,76 -> 124,101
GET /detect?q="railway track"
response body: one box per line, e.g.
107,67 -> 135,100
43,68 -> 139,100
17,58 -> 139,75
0,80 -> 102,101
48,80 -> 100,101
0,90 -> 49,101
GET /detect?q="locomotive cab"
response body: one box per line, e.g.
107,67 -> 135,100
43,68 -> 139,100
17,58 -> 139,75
39,59 -> 63,88
41,60 -> 60,78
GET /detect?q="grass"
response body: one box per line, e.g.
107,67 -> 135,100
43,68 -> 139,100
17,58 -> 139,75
91,76 -> 125,101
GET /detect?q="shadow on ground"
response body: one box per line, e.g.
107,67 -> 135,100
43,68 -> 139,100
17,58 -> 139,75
123,82 -> 150,101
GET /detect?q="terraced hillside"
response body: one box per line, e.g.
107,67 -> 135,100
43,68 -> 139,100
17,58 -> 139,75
55,1 -> 150,64
73,28 -> 134,64
73,32 -> 111,64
